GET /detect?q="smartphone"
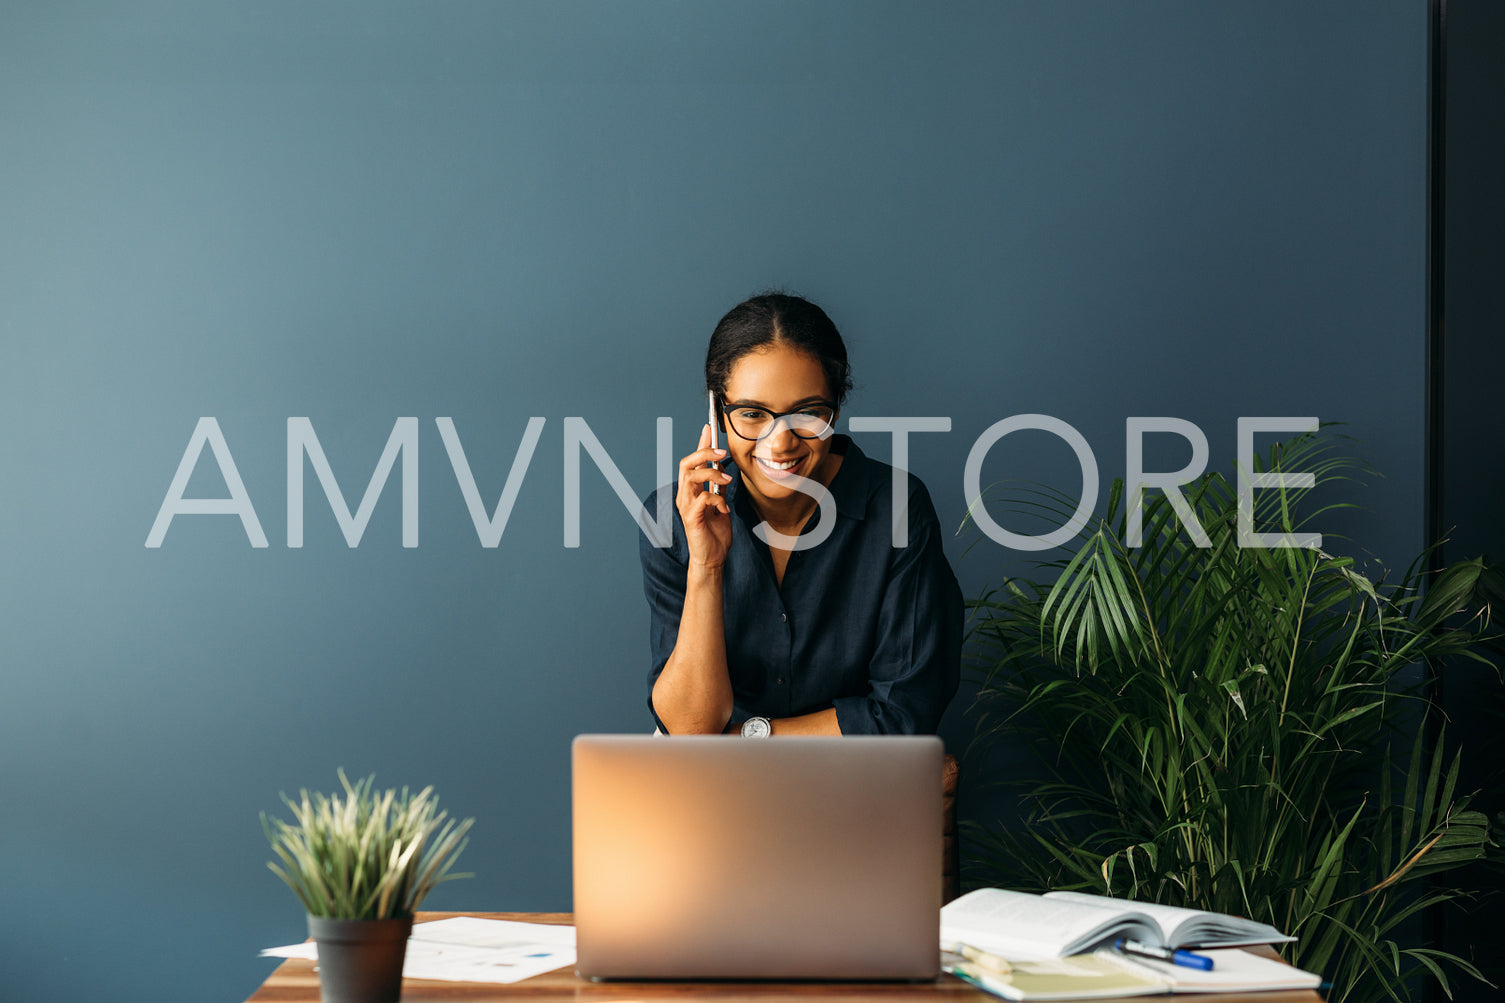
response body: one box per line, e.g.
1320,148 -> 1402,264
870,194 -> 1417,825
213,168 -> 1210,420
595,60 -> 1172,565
707,389 -> 722,495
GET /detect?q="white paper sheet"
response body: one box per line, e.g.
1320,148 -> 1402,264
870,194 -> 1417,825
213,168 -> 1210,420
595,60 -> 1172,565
260,916 -> 577,984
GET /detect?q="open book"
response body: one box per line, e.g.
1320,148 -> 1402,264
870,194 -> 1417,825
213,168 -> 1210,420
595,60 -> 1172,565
941,888 -> 1295,961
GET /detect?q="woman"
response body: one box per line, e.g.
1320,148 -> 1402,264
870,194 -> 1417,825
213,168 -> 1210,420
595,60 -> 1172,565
641,293 -> 962,735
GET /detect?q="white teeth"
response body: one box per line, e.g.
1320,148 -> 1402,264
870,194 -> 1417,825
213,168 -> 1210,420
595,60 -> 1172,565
759,457 -> 799,470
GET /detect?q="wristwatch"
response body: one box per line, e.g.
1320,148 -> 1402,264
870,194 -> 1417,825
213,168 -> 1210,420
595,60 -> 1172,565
740,716 -> 773,738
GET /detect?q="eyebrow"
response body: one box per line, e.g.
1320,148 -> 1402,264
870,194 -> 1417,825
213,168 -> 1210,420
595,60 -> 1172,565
725,395 -> 832,409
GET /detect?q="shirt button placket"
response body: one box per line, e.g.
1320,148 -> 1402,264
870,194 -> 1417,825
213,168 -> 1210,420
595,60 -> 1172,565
778,609 -> 790,715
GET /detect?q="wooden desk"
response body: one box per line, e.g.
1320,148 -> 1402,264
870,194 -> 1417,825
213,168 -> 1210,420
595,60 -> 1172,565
245,912 -> 1325,1003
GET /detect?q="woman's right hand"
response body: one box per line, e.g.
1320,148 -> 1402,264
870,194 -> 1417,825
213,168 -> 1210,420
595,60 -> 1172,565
676,423 -> 733,569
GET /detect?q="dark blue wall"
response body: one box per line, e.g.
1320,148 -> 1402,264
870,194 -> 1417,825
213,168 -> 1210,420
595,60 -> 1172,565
0,3 -> 1431,1000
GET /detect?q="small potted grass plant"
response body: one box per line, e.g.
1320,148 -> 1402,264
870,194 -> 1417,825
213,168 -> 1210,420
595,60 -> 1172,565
263,770 -> 474,1003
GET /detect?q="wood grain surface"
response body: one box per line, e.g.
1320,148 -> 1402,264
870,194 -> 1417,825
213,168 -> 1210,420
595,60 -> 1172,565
245,912 -> 1326,1003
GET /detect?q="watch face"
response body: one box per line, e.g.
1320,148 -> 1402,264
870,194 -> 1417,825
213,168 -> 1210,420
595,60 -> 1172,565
741,717 -> 772,738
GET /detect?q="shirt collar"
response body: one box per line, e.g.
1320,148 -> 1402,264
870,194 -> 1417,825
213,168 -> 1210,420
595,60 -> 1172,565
825,435 -> 874,521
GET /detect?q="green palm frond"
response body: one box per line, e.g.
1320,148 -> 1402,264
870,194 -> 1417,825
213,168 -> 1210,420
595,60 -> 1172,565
963,431 -> 1497,1003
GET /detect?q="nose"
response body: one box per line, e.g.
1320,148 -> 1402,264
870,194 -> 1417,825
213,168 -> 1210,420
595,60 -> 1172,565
762,416 -> 801,449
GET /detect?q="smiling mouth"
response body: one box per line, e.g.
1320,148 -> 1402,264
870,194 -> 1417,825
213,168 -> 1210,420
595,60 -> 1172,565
755,454 -> 804,480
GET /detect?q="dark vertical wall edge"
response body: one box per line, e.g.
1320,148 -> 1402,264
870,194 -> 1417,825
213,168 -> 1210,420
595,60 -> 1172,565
1426,0 -> 1447,706
1424,4 -> 1446,993
1432,0 -> 1505,995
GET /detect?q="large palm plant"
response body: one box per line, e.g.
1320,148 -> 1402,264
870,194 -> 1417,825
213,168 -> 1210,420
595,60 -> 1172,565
964,433 -> 1493,1003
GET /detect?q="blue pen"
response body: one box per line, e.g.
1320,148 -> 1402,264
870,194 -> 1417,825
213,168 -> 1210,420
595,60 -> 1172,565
1114,938 -> 1215,971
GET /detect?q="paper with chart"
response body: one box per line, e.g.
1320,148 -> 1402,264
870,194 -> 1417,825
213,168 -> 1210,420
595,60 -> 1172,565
260,916 -> 576,984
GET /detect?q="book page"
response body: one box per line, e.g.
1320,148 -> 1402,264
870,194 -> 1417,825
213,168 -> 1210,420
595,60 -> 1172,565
1045,891 -> 1293,947
941,889 -> 1157,960
1045,891 -> 1201,942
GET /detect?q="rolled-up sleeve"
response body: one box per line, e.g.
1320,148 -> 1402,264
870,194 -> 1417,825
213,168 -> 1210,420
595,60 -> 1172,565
831,480 -> 962,735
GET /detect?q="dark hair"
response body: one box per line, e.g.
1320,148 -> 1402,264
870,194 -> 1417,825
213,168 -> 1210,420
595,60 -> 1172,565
704,293 -> 853,409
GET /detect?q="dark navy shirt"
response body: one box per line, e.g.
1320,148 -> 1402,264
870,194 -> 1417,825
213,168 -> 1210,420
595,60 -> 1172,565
640,436 -> 962,735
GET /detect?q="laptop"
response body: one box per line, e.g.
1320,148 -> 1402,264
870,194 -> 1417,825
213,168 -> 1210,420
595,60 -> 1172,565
571,734 -> 943,980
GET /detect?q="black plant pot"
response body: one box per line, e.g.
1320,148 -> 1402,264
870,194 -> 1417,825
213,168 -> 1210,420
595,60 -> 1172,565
307,914 -> 414,1003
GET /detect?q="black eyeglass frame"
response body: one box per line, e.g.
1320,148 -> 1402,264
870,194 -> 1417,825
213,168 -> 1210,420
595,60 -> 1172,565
715,396 -> 839,441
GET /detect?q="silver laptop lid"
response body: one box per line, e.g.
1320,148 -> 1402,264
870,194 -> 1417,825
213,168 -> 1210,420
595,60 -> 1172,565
572,734 -> 942,980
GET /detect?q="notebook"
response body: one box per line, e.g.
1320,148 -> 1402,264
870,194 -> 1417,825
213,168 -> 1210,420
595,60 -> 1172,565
571,734 -> 944,980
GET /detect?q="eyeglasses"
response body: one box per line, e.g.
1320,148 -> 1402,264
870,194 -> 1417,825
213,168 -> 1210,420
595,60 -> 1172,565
718,398 -> 837,441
